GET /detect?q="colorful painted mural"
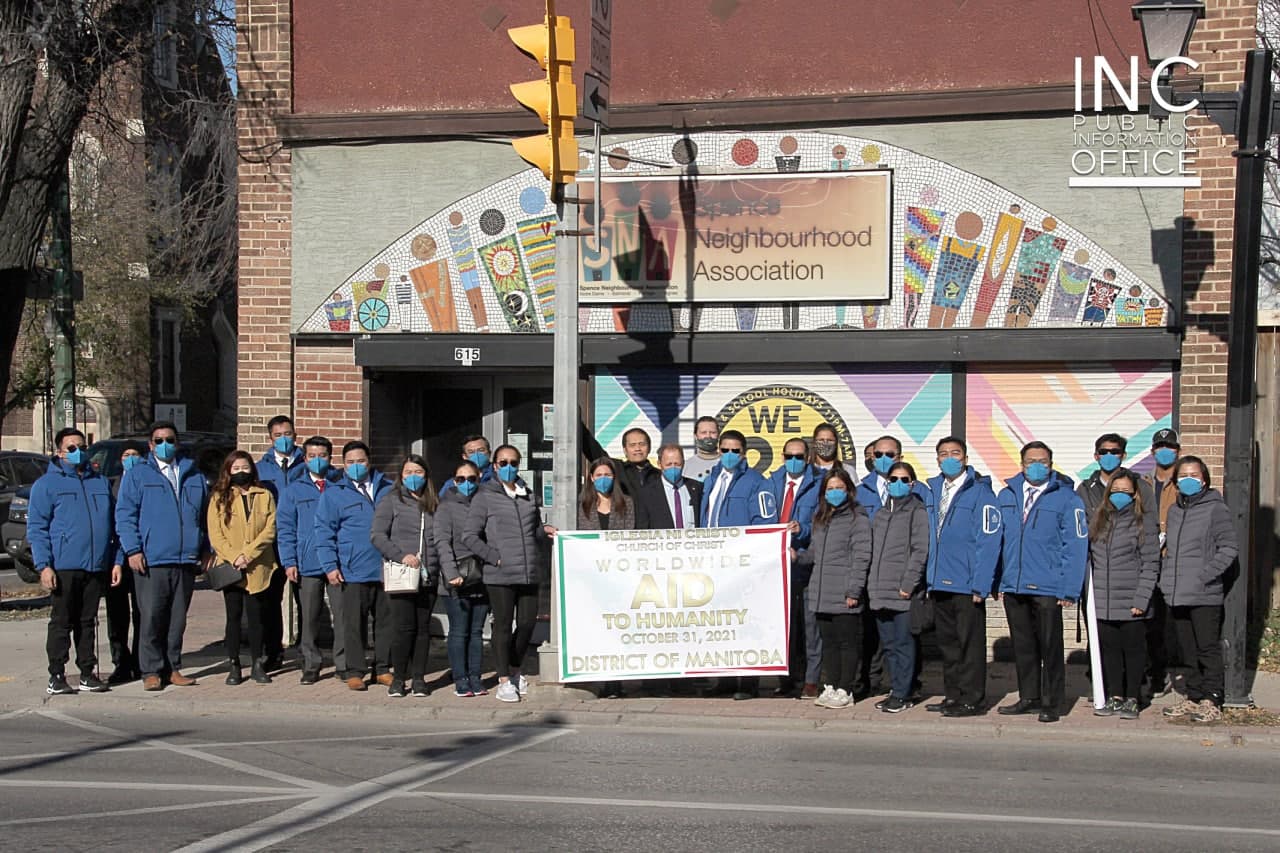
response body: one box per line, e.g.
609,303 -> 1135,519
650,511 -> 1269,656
301,131 -> 1172,335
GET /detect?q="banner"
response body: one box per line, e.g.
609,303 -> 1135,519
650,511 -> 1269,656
554,525 -> 791,682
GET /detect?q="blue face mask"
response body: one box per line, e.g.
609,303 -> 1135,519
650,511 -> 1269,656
939,456 -> 964,478
273,435 -> 295,455
887,480 -> 911,499
593,476 -> 614,494
402,473 -> 425,493
1098,452 -> 1122,473
662,466 -> 683,485
1177,476 -> 1203,497
153,438 -> 177,462
784,457 -> 807,476
122,455 -> 141,472
874,454 -> 896,475
1108,492 -> 1134,511
1154,447 -> 1178,467
457,479 -> 478,498
306,456 -> 330,476
824,489 -> 848,507
345,462 -> 368,482
1025,461 -> 1051,485
720,450 -> 741,470
64,448 -> 84,467
497,462 -> 519,483
468,451 -> 490,470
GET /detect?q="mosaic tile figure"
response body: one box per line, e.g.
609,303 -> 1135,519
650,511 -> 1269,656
1083,278 -> 1121,325
928,235 -> 985,329
970,210 -> 1026,328
903,206 -> 946,328
1003,228 -> 1067,328
409,260 -> 459,333
1048,259 -> 1092,323
447,219 -> 490,332
517,215 -> 558,330
479,236 -> 539,332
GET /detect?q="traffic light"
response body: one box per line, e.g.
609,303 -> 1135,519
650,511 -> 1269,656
508,3 -> 577,186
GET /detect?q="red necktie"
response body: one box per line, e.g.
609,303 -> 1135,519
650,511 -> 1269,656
317,479 -> 325,493
781,481 -> 796,524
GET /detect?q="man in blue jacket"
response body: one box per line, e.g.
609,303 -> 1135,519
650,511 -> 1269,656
439,434 -> 494,497
765,437 -> 822,697
279,436 -> 344,685
995,440 -> 1089,723
114,421 -> 210,691
28,428 -> 117,695
256,415 -> 306,670
925,436 -> 1002,717
313,440 -> 392,691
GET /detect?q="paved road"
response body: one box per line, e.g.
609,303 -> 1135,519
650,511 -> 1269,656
0,706 -> 1274,852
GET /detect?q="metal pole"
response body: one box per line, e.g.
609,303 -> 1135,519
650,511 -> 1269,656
1221,47 -> 1270,708
50,162 -> 76,432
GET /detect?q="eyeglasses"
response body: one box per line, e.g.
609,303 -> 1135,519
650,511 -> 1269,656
496,460 -> 518,468
887,475 -> 912,484
873,450 -> 897,458
783,453 -> 806,461
453,475 -> 478,484
718,447 -> 742,454
152,437 -> 176,445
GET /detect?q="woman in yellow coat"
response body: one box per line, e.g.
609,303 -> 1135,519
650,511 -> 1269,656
207,450 -> 279,685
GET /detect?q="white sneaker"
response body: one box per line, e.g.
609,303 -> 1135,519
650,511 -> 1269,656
514,674 -> 530,696
829,688 -> 852,708
814,684 -> 836,707
495,681 -> 520,703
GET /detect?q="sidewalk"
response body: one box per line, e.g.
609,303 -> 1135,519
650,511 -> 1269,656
3,585 -> 1278,746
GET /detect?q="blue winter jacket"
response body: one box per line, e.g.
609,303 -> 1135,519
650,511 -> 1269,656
764,464 -> 821,549
856,471 -> 934,520
312,471 -> 391,583
996,473 -> 1089,601
27,459 -> 115,573
277,470 -> 342,577
699,462 -> 775,527
925,467 -> 1002,598
115,454 -> 209,566
257,447 -> 306,502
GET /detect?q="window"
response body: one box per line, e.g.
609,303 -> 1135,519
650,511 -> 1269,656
152,1 -> 178,89
155,307 -> 182,398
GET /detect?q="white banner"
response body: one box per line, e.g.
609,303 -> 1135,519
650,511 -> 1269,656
554,525 -> 791,682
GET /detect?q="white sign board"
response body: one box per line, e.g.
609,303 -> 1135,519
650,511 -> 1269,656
554,525 -> 791,682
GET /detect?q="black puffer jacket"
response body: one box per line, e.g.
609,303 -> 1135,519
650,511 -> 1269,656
1159,488 -> 1238,607
794,502 -> 872,614
867,494 -> 929,612
1088,504 -> 1159,620
461,478 -> 549,586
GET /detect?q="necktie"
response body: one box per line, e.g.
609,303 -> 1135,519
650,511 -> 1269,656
879,478 -> 888,505
1023,486 -> 1039,521
165,463 -> 180,496
673,485 -> 684,528
710,472 -> 729,526
360,482 -> 371,502
781,481 -> 796,524
316,479 -> 325,493
939,480 -> 955,533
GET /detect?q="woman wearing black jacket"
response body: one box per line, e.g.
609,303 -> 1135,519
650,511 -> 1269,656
577,457 -> 634,698
1088,468 -> 1160,720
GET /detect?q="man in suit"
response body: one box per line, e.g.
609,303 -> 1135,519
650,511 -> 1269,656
636,443 -> 703,530
765,437 -> 822,697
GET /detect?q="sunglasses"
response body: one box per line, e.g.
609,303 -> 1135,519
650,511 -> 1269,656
64,445 -> 85,453
453,475 -> 479,484
873,450 -> 897,458
496,460 -> 518,468
1098,449 -> 1123,456
887,475 -> 912,484
152,437 -> 176,445
783,453 -> 806,461
718,447 -> 743,454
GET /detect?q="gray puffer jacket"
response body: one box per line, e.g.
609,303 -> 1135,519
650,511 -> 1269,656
867,494 -> 929,612
795,502 -> 872,614
462,478 -> 549,586
370,486 -> 440,589
433,489 -> 483,598
1088,504 -> 1159,620
1159,488 -> 1238,607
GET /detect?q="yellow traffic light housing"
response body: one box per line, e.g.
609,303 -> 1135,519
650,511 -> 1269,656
509,4 -> 577,186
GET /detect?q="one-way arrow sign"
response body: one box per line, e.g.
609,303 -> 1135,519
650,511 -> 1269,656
582,72 -> 610,128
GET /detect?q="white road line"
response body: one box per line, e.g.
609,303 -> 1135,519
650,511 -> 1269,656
37,709 -> 332,791
0,708 -> 30,721
0,794 -> 311,827
413,792 -> 1280,839
173,727 -> 574,853
0,780 -> 295,794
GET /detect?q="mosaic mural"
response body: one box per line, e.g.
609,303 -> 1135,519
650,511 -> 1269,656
301,132 -> 1172,335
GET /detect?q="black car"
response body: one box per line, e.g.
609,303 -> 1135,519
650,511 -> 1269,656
4,433 -> 236,583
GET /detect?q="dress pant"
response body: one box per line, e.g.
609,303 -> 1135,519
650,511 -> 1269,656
1143,587 -> 1176,688
134,565 -> 196,677
933,591 -> 987,706
388,587 -> 436,682
46,570 -> 104,676
1171,604 -> 1224,704
222,585 -> 268,663
105,568 -> 140,674
299,575 -> 345,674
1096,619 -> 1146,700
487,583 -> 538,676
786,585 -> 823,686
260,564 -> 286,661
816,611 -> 863,694
341,581 -> 391,679
1002,592 -> 1065,710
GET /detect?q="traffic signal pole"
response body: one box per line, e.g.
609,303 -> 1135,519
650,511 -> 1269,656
50,162 -> 76,432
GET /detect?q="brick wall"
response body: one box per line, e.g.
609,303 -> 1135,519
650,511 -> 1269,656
236,0 -> 297,450
294,340 -> 363,451
1179,0 -> 1256,477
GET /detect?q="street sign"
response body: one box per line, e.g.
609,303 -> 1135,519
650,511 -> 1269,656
590,0 -> 611,83
582,72 -> 610,127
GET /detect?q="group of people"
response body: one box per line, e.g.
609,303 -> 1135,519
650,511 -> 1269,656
29,414 -> 1236,725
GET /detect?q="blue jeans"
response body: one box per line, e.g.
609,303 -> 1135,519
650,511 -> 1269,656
444,594 -> 489,688
874,609 -> 915,700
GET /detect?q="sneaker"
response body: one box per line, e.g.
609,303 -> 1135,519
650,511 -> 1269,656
814,684 -> 836,707
469,677 -> 488,696
454,685 -> 475,698
46,674 -> 74,695
828,688 -> 852,708
387,680 -> 406,698
495,680 -> 520,703
1119,698 -> 1140,720
1162,694 -> 1195,718
411,679 -> 429,697
1190,699 -> 1222,723
78,673 -> 109,693
514,674 -> 530,696
881,695 -> 912,714
1095,697 -> 1123,717
874,697 -> 889,711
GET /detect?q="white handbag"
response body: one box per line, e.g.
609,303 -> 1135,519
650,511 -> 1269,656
382,510 -> 426,594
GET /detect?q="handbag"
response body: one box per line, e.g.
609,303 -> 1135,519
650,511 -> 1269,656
455,555 -> 484,589
383,509 -> 426,594
206,561 -> 243,591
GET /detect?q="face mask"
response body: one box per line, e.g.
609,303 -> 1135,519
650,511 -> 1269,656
1154,447 -> 1178,467
813,441 -> 836,460
824,489 -> 848,507
939,456 -> 964,478
402,473 -> 425,493
1098,452 -> 1122,473
153,440 -> 176,462
1025,461 -> 1050,485
873,454 -> 896,476
887,480 -> 911,499
593,476 -> 614,494
1177,477 -> 1203,497
468,451 -> 490,470
497,463 -> 519,483
720,450 -> 741,470
784,457 -> 807,476
306,456 -> 330,476
64,448 -> 84,467
229,472 -> 253,487
1108,492 -> 1134,511
662,466 -> 683,485
273,435 -> 295,455
122,455 -> 141,472
457,479 -> 478,498
346,462 -> 368,482
695,437 -> 718,454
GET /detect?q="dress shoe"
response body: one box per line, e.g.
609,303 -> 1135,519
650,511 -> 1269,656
142,675 -> 163,691
772,680 -> 795,697
943,703 -> 983,718
926,699 -> 957,713
375,673 -> 394,687
798,683 -> 820,700
168,671 -> 197,687
346,676 -> 368,691
263,655 -> 282,672
1038,709 -> 1061,723
997,698 -> 1041,716
107,668 -> 137,686
251,659 -> 272,684
299,670 -> 319,685
225,661 -> 243,686
732,691 -> 754,701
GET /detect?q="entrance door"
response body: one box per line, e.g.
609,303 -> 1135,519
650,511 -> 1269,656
421,386 -> 485,493
501,385 -> 555,508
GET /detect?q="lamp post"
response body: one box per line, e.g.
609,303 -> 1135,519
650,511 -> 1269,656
1132,0 -> 1273,707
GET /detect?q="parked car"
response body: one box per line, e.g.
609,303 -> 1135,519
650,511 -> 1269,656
4,433 -> 235,584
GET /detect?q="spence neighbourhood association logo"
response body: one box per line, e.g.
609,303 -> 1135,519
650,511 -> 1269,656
1071,56 -> 1200,188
